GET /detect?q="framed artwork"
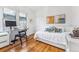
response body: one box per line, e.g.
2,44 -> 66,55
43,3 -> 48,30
47,14 -> 65,24
54,14 -> 65,24
47,16 -> 54,24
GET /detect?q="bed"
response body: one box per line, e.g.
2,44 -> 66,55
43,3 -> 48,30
34,30 -> 69,51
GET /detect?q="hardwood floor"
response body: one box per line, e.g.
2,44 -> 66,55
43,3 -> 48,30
0,35 -> 64,52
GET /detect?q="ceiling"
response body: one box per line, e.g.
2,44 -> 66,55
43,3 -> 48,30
0,6 -> 72,14
0,6 -> 45,13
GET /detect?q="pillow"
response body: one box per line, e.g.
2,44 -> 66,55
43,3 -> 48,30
45,26 -> 56,32
55,28 -> 62,33
45,26 -> 63,33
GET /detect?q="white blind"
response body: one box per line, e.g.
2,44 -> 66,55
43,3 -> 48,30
3,14 -> 16,21
4,8 -> 16,21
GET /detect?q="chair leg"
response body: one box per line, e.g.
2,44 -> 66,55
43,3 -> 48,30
13,39 -> 16,44
20,37 -> 22,46
26,35 -> 27,40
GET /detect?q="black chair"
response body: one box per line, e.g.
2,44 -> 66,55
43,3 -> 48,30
12,29 -> 27,45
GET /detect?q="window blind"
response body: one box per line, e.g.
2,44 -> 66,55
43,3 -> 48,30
3,13 -> 16,21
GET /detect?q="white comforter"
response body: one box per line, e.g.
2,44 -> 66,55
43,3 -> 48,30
34,31 -> 68,46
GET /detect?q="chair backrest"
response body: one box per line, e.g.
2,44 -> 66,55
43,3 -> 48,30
19,29 -> 27,37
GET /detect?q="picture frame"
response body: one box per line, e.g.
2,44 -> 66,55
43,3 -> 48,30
47,14 -> 65,24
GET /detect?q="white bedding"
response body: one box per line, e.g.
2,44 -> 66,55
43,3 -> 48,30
34,31 -> 69,49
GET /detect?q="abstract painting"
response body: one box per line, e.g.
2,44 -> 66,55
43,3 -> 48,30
47,16 -> 54,24
47,14 -> 65,24
54,14 -> 65,24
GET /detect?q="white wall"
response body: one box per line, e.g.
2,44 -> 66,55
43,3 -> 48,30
71,7 -> 79,26
35,6 -> 72,31
26,9 -> 36,36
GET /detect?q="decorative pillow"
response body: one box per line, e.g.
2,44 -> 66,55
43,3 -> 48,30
45,26 -> 56,32
55,28 -> 62,33
45,26 -> 63,33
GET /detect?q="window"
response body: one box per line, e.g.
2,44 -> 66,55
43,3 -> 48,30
3,8 -> 16,31
3,8 -> 16,21
19,13 -> 27,29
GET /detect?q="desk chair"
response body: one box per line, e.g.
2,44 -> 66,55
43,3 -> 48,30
11,29 -> 27,45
